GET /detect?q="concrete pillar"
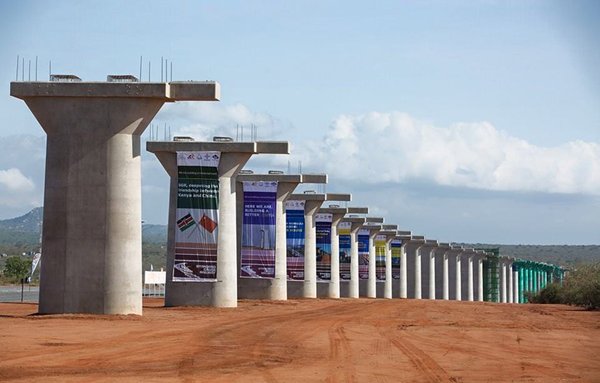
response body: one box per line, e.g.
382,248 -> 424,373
455,253 -> 462,301
377,228 -> 397,300
414,245 -> 423,299
384,239 -> 393,299
400,244 -> 408,298
429,248 -> 436,300
364,224 -> 382,298
11,80 -> 220,315
501,260 -> 507,303
149,141 -> 288,308
467,253 -> 474,302
443,252 -> 449,300
513,267 -> 519,304
508,261 -> 514,303
478,256 -> 484,302
343,218 -> 365,298
318,207 -> 347,299
236,173 -> 309,300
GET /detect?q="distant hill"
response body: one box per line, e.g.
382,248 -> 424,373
0,207 -> 167,247
0,207 -> 42,250
0,208 -> 598,269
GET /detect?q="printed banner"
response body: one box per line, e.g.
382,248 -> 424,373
375,234 -> 387,281
391,239 -> 402,279
339,221 -> 352,280
358,228 -> 369,280
173,151 -> 220,282
315,213 -> 333,281
240,181 -> 278,278
286,200 -> 305,280
31,252 -> 41,276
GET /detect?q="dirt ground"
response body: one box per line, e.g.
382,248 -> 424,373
0,298 -> 598,382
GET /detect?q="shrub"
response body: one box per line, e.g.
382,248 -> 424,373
561,263 -> 600,310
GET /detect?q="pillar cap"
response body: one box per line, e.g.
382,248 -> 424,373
288,193 -> 326,201
237,174 -> 302,183
382,224 -> 398,230
325,193 -> 351,201
300,174 -> 328,184
10,81 -> 221,101
318,207 -> 347,214
397,230 -> 411,236
362,224 -> 382,231
346,207 -> 368,214
365,217 -> 384,223
147,140 -> 289,154
340,217 -> 366,224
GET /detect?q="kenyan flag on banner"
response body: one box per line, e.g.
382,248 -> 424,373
177,213 -> 195,232
173,151 -> 221,282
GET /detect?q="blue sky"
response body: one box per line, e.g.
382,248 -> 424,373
0,0 -> 598,244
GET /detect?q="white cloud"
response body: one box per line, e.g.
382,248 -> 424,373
0,168 -> 35,191
154,102 -> 290,141
295,111 -> 600,195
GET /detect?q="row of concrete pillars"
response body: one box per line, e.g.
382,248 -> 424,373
10,79 -> 563,315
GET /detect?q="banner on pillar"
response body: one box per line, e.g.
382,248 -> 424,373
173,151 -> 220,282
375,234 -> 386,282
286,200 -> 305,280
315,213 -> 332,281
358,228 -> 369,280
339,221 -> 351,281
240,181 -> 277,279
391,239 -> 402,279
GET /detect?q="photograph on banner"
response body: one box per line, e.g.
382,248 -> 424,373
315,213 -> 333,281
358,228 -> 369,280
286,200 -> 305,280
240,181 -> 278,279
391,239 -> 402,279
375,234 -> 387,281
338,221 -> 352,280
173,151 -> 220,282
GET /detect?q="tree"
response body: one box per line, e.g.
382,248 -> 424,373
3,256 -> 31,282
561,263 -> 600,310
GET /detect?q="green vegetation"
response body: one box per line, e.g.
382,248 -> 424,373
2,256 -> 31,283
527,263 -> 600,310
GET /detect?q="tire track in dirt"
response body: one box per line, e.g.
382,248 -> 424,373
385,331 -> 453,383
327,321 -> 355,383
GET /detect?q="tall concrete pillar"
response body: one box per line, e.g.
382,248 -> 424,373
149,140 -> 289,307
363,219 -> 383,298
403,236 -> 425,299
287,193 -> 328,298
508,260 -> 514,303
501,258 -> 507,303
11,80 -> 220,315
318,206 -> 348,299
341,217 -> 366,298
395,231 -> 412,299
236,173 -> 326,300
455,252 -> 462,301
477,252 -> 484,302
467,251 -> 474,302
443,251 -> 450,300
378,228 -> 398,299
418,240 -> 438,300
313,194 -> 352,298
513,265 -> 519,304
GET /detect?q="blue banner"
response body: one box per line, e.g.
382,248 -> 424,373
240,181 -> 277,279
391,239 -> 402,279
339,222 -> 351,280
358,229 -> 369,280
315,213 -> 332,281
286,200 -> 305,280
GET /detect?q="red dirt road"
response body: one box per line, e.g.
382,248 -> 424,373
0,298 -> 598,382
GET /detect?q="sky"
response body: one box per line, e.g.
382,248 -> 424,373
0,0 -> 598,244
